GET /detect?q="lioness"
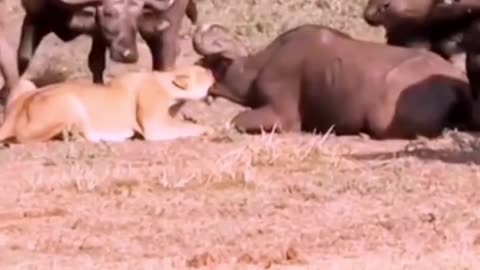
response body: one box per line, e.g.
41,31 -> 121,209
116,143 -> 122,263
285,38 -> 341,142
0,65 -> 215,144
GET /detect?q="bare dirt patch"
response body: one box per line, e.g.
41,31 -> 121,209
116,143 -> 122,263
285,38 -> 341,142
1,0 -> 480,269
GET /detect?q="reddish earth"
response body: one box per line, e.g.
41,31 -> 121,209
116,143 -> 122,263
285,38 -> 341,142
1,1 -> 480,269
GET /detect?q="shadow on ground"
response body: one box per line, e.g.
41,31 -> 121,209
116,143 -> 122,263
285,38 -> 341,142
347,132 -> 480,165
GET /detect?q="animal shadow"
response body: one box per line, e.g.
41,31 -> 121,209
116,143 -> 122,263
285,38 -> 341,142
348,131 -> 480,165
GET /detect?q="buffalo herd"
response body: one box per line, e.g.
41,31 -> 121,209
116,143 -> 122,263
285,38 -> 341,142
1,0 -> 480,141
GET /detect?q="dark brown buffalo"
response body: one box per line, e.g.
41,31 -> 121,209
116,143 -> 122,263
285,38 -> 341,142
138,0 -> 198,71
364,0 -> 480,98
19,0 -> 175,83
436,0 -> 480,11
193,24 -> 476,139
434,0 -> 480,98
362,0 -> 476,70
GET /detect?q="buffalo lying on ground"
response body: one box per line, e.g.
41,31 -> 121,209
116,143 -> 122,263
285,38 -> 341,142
18,0 -> 186,84
193,23 -> 477,139
362,0 -> 476,71
0,5 -> 19,103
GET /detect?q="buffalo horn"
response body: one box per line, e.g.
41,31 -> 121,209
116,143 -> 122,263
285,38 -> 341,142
60,0 -> 102,7
144,0 -> 175,11
192,24 -> 225,56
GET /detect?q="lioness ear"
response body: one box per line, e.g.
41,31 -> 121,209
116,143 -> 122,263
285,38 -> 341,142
172,74 -> 190,90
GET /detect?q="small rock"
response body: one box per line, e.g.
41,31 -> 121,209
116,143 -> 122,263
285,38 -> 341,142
419,212 -> 436,223
186,252 -> 216,268
285,245 -> 299,261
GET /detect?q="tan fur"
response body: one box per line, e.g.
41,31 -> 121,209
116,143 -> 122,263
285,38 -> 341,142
0,65 -> 215,144
3,78 -> 38,116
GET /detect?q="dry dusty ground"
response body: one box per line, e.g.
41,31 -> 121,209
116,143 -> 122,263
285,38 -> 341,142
1,0 -> 480,269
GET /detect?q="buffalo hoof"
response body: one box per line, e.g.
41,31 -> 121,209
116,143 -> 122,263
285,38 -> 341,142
109,49 -> 139,63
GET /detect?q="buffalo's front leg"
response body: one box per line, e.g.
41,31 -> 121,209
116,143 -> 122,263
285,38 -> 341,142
236,67 -> 302,134
88,35 -> 107,84
466,51 -> 480,98
463,19 -> 480,99
17,15 -> 48,76
0,37 -> 19,101
231,105 -> 301,134
145,25 -> 180,71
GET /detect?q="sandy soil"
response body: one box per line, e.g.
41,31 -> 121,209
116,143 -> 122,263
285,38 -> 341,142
1,1 -> 480,269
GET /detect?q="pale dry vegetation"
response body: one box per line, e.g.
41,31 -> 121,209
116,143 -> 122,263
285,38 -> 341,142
1,0 -> 480,269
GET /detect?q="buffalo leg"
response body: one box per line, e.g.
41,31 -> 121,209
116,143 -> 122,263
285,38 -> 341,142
0,37 -> 19,102
463,19 -> 480,99
145,26 -> 180,71
243,70 -> 302,133
231,105 -> 301,134
17,15 -> 48,76
466,52 -> 480,99
185,0 -> 198,24
88,35 -> 107,84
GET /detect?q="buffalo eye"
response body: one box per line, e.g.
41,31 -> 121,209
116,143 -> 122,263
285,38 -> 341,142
103,9 -> 116,18
381,1 -> 390,10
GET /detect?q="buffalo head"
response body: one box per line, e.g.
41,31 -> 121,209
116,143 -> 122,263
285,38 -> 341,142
65,0 -> 175,63
363,0 -> 434,27
192,23 -> 253,105
193,23 -> 248,78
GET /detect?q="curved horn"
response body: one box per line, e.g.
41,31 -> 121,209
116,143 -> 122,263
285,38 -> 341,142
60,0 -> 102,7
192,23 -> 226,56
144,0 -> 175,11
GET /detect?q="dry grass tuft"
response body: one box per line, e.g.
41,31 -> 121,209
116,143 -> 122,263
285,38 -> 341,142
3,129 -> 339,194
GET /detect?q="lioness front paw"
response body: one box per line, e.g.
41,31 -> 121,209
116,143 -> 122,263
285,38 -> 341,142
224,119 -> 236,131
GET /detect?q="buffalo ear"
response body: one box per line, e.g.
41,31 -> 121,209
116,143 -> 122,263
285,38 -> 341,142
172,74 -> 190,90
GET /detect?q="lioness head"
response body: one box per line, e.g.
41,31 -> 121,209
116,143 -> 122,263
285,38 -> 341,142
168,65 -> 215,101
